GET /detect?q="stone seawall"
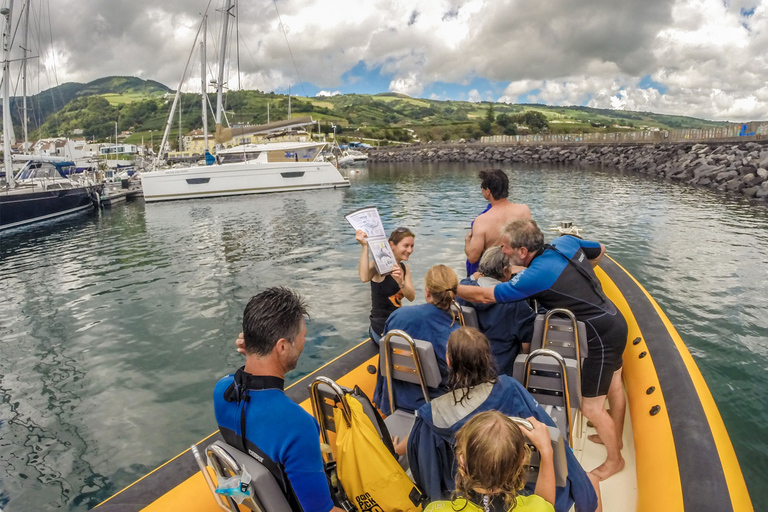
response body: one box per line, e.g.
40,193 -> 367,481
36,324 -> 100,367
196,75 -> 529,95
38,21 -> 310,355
368,142 -> 768,203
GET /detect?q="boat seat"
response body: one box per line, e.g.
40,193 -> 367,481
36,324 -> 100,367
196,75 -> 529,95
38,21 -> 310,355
194,440 -> 292,512
529,309 -> 588,360
308,377 -> 394,460
379,329 -> 443,467
509,417 -> 569,488
513,308 -> 585,445
450,301 -> 480,330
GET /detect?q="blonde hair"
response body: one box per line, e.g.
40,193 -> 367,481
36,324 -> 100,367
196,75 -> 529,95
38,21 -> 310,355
454,411 -> 530,510
425,264 -> 459,311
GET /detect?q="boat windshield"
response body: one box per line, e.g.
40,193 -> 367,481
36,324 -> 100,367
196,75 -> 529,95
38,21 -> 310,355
218,151 -> 262,164
15,162 -> 67,181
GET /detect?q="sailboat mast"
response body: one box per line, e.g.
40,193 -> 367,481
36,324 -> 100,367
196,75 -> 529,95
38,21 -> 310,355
2,1 -> 15,188
21,0 -> 29,148
214,0 -> 233,126
201,15 -> 208,152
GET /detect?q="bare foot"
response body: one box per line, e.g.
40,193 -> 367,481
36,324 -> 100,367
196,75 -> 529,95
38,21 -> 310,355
590,457 -> 625,481
588,434 -> 624,450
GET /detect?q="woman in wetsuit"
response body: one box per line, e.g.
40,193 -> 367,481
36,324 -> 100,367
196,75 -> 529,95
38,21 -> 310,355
356,226 -> 416,342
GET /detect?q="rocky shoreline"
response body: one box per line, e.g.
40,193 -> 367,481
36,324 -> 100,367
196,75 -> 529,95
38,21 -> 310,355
368,141 -> 768,203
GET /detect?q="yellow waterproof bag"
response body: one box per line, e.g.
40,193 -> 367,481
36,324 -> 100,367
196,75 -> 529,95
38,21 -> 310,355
334,395 -> 424,512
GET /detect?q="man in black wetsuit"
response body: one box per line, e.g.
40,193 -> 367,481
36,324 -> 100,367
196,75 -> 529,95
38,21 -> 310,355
457,219 -> 628,481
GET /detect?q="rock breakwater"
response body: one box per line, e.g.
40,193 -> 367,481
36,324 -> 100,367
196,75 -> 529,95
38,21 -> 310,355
368,142 -> 768,203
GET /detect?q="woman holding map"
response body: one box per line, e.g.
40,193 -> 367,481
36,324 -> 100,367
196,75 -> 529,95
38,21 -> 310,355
355,226 -> 416,342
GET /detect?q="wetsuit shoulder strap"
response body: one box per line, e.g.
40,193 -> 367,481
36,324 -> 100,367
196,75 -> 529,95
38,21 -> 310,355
544,243 -> 605,302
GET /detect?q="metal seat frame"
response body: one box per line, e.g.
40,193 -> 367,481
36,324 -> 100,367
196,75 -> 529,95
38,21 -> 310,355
381,329 -> 433,414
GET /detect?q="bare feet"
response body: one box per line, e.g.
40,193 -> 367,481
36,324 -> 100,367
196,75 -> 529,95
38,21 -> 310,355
588,434 -> 624,450
590,457 -> 625,481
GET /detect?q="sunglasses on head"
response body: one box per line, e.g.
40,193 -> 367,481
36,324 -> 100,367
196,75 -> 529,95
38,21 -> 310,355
394,226 -> 411,233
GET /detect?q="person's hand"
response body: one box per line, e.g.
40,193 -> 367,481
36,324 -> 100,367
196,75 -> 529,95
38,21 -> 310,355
355,229 -> 368,246
236,332 -> 246,356
520,417 -> 553,456
392,435 -> 408,456
390,266 -> 405,287
471,271 -> 483,280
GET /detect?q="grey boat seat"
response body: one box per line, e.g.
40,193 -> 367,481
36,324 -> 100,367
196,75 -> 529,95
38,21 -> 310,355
450,300 -> 480,330
379,329 -> 443,463
508,417 -> 569,488
194,440 -> 292,512
513,308 -> 586,446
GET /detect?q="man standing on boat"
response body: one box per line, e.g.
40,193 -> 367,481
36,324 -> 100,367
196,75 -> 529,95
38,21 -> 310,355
214,287 -> 346,512
456,219 -> 628,481
464,169 -> 531,277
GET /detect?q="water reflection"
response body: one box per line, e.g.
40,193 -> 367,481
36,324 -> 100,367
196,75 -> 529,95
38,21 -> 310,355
0,163 -> 766,510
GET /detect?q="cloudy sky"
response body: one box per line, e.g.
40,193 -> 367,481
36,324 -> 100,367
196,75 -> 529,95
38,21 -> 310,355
12,0 -> 768,121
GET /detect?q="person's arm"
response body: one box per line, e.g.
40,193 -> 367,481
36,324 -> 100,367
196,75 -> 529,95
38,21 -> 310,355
588,243 -> 606,268
283,415 -> 337,512
464,220 -> 486,264
521,417 -> 556,507
456,283 -> 497,304
395,263 -> 415,302
356,230 -> 377,282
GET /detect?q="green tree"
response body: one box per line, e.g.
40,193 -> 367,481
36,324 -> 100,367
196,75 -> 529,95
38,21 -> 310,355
485,104 -> 495,123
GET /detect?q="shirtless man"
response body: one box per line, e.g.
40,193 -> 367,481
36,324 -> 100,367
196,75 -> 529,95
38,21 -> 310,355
465,169 -> 531,276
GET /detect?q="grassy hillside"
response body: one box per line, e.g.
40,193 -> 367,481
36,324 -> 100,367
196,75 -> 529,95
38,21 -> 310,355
3,75 -> 735,145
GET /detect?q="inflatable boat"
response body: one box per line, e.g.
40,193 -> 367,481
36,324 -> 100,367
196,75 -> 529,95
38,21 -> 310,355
94,256 -> 753,512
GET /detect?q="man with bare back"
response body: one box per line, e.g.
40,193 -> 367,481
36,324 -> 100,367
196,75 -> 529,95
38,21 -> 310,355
465,169 -> 531,276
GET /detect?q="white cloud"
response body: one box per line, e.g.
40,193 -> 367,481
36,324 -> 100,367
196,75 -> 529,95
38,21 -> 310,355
16,0 -> 768,121
316,90 -> 341,97
467,89 -> 482,102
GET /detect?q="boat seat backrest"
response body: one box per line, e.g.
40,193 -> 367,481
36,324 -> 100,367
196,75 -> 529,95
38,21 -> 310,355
205,440 -> 293,512
380,333 -> 442,389
458,305 -> 480,330
523,423 -> 569,488
529,312 -> 588,360
308,377 -> 389,444
512,353 -> 582,410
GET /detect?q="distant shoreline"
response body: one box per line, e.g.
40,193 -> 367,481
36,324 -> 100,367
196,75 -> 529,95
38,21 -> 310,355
369,141 -> 768,205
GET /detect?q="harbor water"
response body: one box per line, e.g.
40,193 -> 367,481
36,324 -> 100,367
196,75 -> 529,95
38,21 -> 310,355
0,162 -> 766,510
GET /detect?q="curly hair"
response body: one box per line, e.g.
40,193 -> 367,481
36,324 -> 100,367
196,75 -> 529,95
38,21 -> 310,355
454,411 -> 530,511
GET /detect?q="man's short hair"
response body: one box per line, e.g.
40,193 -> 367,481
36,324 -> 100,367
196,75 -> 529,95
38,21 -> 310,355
478,169 -> 509,200
242,287 -> 308,356
478,246 -> 508,281
501,219 -> 544,252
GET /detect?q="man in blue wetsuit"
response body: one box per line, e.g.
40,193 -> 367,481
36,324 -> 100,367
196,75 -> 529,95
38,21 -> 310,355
457,219 -> 628,482
214,287 -> 344,512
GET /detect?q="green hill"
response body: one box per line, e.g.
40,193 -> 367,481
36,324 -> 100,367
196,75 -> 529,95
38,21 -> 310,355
1,75 -> 737,145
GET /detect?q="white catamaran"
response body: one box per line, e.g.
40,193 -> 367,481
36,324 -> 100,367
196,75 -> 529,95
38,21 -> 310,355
140,0 -> 349,203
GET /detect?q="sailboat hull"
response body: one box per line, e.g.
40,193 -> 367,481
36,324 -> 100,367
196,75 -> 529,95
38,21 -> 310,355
141,161 -> 350,203
0,186 -> 93,231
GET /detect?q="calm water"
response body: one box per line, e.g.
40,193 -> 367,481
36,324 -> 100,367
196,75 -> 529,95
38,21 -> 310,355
0,163 -> 766,510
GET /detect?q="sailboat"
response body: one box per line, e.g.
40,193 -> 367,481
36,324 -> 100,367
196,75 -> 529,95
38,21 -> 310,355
140,0 -> 349,203
0,0 -> 92,232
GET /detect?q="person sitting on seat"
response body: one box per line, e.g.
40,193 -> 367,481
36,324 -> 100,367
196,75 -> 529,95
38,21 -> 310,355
407,327 -> 600,512
424,410 -> 556,512
458,246 -> 536,376
373,264 -> 460,415
214,287 -> 345,512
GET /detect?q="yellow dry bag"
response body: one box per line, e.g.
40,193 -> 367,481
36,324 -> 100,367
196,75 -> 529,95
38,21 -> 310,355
334,395 -> 424,512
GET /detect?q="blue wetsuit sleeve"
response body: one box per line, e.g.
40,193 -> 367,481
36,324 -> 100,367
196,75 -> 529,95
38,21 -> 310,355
280,414 -> 334,512
576,238 -> 602,260
493,267 -> 551,303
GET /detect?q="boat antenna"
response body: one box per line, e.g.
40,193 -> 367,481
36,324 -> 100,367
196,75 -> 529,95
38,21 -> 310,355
201,15 -> 208,152
272,0 -> 307,98
2,1 -> 16,188
154,0 -> 213,168
214,0 -> 233,129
